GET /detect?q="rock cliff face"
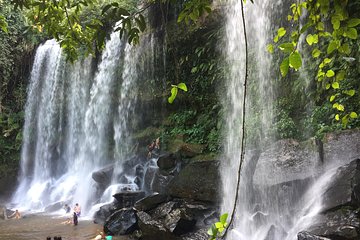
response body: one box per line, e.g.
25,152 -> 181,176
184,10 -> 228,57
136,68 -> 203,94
96,129 -> 360,240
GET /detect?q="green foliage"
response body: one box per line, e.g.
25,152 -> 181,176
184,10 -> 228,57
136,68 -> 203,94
165,109 -> 221,152
207,213 -> 228,240
168,82 -> 188,104
177,0 -> 212,25
272,98 -> 299,139
9,0 -> 146,61
269,0 -> 360,128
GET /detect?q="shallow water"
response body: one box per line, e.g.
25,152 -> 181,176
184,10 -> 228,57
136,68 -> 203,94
0,215 -> 129,240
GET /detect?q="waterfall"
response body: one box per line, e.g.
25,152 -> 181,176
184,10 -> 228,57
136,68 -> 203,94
12,31 -> 142,215
221,0 -> 278,225
222,1 -> 350,239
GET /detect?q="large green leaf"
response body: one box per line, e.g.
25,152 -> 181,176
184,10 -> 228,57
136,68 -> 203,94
220,213 -> 228,224
347,18 -> 360,27
327,40 -> 339,54
306,34 -> 318,45
350,112 -> 358,119
331,82 -> 339,89
177,83 -> 188,92
278,42 -> 294,53
168,87 -> 178,104
278,27 -> 286,37
280,57 -> 290,77
326,70 -> 335,77
336,70 -> 346,81
289,52 -> 302,70
344,28 -> 358,39
267,44 -> 274,53
312,48 -> 321,58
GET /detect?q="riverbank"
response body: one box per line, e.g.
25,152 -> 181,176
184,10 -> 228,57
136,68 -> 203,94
0,214 -> 129,240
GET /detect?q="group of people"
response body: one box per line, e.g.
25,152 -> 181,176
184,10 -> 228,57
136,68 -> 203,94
62,203 -> 81,225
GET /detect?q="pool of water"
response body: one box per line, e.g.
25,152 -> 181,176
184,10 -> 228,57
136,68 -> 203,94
0,214 -> 129,240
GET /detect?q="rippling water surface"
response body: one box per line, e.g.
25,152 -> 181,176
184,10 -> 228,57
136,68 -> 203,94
0,215 -> 128,240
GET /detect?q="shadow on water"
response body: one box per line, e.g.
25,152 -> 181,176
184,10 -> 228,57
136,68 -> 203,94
0,215 -> 129,240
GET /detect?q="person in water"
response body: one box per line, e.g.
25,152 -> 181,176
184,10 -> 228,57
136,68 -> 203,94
63,204 -> 70,213
73,212 -> 78,226
73,203 -> 81,217
9,209 -> 21,219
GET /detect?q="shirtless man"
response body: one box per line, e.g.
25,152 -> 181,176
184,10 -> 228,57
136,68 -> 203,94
74,203 -> 81,217
9,209 -> 21,219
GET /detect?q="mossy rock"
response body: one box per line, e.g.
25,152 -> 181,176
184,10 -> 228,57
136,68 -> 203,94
167,139 -> 205,158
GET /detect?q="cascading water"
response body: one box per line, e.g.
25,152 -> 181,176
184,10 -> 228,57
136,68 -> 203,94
221,0 -> 279,239
12,31 -> 140,215
222,1 -> 354,240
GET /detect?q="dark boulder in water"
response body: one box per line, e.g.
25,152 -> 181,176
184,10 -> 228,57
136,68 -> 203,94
93,202 -> 117,225
104,208 -> 138,235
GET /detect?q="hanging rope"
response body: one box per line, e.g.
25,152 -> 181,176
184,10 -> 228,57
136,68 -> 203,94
222,0 -> 249,238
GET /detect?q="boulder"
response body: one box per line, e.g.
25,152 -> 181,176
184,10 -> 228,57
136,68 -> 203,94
92,164 -> 114,189
134,193 -> 168,212
104,208 -> 137,235
297,231 -> 330,240
254,139 -> 320,186
157,153 -> 178,171
306,207 -> 360,240
152,170 -> 175,194
113,191 -> 145,209
137,211 -> 178,240
178,143 -> 205,158
323,129 -> 360,165
182,228 -> 209,240
321,159 -> 360,212
164,208 -> 196,235
167,160 -> 220,202
93,202 -> 117,225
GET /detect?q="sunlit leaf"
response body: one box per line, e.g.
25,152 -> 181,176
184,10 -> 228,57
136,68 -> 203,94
278,43 -> 294,53
350,112 -> 358,119
289,52 -> 302,70
266,44 -> 274,53
177,83 -> 188,92
335,114 -> 340,121
330,95 -> 336,102
168,87 -> 178,104
326,70 -> 335,78
278,27 -> 286,37
220,213 -> 228,224
312,48 -> 321,58
345,89 -> 355,96
332,82 -> 339,89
